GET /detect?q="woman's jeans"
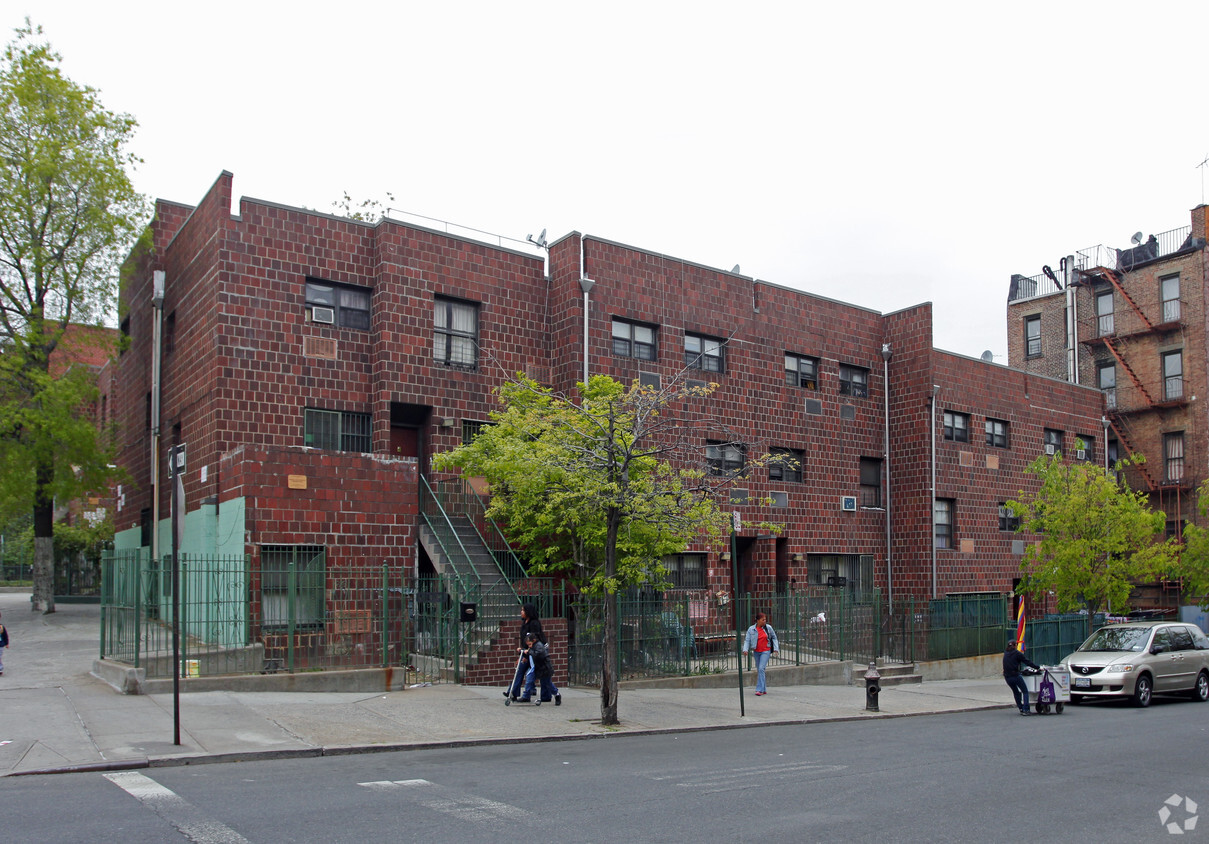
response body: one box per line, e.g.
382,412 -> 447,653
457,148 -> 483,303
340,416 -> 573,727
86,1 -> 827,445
753,650 -> 771,693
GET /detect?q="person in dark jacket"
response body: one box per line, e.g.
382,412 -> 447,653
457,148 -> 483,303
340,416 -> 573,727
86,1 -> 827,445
521,631 -> 561,705
505,604 -> 546,700
1003,643 -> 1040,715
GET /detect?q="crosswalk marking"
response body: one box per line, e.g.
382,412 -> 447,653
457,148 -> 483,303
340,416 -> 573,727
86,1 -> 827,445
357,778 -> 533,823
105,771 -> 253,844
648,760 -> 849,794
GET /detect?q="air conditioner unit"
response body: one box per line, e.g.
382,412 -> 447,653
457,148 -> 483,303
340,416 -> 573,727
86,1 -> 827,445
841,496 -> 857,512
310,306 -> 335,324
1076,449 -> 1086,460
1044,444 -> 1056,456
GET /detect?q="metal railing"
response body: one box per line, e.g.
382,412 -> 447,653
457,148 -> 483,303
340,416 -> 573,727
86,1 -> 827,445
428,477 -> 527,583
1009,226 -> 1197,303
419,475 -> 482,596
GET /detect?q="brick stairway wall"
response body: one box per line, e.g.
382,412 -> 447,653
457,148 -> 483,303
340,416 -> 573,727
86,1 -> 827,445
462,618 -> 569,686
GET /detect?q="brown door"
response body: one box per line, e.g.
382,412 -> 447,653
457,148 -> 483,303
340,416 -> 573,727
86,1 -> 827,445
390,426 -> 419,458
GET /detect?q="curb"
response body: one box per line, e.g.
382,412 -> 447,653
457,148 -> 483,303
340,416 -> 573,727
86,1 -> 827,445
3,702 -> 1013,777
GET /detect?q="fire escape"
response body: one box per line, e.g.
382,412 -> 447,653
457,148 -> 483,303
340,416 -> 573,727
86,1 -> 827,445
1079,267 -> 1186,496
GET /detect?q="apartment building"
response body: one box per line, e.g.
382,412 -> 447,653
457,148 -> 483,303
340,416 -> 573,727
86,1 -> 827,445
107,172 -> 1105,633
1006,205 -> 1209,607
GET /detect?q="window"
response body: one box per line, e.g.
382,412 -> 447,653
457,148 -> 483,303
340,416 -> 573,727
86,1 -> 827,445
1024,315 -> 1041,357
639,371 -> 661,389
260,545 -> 325,629
461,420 -> 489,444
934,499 -> 954,549
785,353 -> 818,389
1161,275 -> 1180,323
998,503 -> 1020,532
612,318 -> 657,361
943,411 -> 969,443
1164,432 -> 1185,482
769,447 -> 803,483
1075,436 -> 1094,461
985,418 -> 1009,448
1107,438 -> 1120,468
859,458 -> 883,508
1098,362 -> 1116,410
1162,350 -> 1183,401
770,491 -> 788,508
434,297 -> 479,368
662,553 -> 707,590
304,408 -> 372,453
306,278 -> 371,330
685,333 -> 724,373
1043,428 -> 1063,456
1096,289 -> 1114,336
706,440 -> 746,476
839,364 -> 868,398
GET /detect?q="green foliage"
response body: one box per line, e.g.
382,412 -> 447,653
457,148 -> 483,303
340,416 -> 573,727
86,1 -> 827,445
330,190 -> 395,222
0,20 -> 144,609
434,374 -> 746,596
1008,448 -> 1175,616
1174,480 -> 1209,609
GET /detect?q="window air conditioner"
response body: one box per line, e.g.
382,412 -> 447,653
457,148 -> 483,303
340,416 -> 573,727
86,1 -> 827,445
841,496 -> 857,512
1076,449 -> 1086,460
1044,444 -> 1056,456
310,306 -> 335,324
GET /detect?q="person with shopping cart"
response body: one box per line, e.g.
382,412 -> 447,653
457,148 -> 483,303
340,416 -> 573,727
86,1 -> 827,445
1003,642 -> 1041,716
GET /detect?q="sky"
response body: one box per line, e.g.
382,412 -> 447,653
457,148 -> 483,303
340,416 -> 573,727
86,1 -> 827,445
10,1 -> 1209,361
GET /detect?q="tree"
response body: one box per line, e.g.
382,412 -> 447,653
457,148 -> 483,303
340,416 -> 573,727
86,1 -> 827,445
1008,448 -> 1175,635
434,373 -> 779,726
0,21 -> 144,612
1173,480 -> 1209,609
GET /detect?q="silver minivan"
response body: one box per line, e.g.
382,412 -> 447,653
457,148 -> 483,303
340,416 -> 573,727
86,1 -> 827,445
1062,622 -> 1209,707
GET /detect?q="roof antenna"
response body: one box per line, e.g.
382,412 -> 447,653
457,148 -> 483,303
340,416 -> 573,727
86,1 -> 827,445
526,228 -> 548,249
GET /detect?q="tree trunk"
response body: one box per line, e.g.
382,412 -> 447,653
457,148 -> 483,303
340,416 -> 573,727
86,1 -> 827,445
32,492 -> 56,614
600,589 -> 619,726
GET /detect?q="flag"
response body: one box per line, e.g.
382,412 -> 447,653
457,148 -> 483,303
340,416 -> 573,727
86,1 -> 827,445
1015,601 -> 1026,652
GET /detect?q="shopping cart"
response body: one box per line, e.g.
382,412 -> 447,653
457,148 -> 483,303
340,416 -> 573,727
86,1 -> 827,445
1023,665 -> 1070,714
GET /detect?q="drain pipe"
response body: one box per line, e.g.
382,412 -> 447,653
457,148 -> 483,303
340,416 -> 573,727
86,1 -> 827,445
881,343 -> 893,614
930,384 -> 940,599
579,235 -> 594,385
150,271 -> 165,568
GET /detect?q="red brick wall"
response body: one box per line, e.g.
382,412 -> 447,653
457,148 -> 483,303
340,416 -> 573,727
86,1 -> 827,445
462,618 -> 569,687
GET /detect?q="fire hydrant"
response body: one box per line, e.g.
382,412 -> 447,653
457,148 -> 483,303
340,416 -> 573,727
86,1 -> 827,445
864,662 -> 881,712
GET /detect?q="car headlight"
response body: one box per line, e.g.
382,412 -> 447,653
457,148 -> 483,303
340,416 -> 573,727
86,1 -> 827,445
1106,663 -> 1135,674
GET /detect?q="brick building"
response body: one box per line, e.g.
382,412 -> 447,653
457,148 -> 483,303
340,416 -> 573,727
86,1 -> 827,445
108,172 -> 1105,635
1006,205 -> 1209,607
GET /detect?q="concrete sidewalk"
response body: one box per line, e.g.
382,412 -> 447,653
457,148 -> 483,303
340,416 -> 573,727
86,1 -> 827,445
0,592 -> 1014,777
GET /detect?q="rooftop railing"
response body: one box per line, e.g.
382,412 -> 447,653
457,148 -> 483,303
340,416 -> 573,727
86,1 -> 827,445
1009,225 -> 1196,303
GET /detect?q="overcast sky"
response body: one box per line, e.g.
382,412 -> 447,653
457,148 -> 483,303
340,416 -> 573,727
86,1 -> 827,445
11,2 -> 1209,360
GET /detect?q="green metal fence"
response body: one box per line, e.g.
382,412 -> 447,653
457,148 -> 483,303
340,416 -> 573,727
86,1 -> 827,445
923,593 -> 1010,660
1023,613 -> 1104,665
101,550 -> 411,678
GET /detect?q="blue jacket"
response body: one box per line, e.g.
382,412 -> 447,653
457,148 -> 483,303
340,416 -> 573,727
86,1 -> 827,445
743,623 -> 778,653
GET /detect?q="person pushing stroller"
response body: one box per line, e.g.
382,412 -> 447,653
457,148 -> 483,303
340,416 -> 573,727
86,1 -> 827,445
519,631 -> 561,705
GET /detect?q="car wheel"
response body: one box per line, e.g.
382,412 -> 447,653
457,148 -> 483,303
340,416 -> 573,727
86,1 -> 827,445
1190,670 -> 1209,703
1131,673 -> 1153,708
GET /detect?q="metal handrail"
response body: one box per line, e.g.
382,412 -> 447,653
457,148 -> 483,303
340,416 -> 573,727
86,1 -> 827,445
419,475 -> 481,595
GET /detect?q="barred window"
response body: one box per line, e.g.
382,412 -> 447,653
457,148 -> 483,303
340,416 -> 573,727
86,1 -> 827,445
259,545 -> 325,629
462,420 -> 489,444
663,553 -> 707,589
304,409 -> 371,453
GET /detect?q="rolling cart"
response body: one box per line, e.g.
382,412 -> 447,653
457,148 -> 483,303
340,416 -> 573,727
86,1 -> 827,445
1024,664 -> 1070,714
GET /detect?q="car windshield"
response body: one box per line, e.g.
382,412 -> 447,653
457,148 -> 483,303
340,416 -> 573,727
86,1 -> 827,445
1079,627 -> 1151,652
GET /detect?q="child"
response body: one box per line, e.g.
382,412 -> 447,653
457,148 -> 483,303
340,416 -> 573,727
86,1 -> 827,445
0,610 -> 8,676
521,631 -> 561,705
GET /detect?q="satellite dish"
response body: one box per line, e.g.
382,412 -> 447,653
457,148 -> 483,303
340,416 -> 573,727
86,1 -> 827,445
980,350 -> 994,362
731,264 -> 741,274
1131,231 -> 1144,245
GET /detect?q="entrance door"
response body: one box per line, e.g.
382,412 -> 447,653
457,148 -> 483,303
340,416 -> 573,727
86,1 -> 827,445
390,426 -> 419,459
